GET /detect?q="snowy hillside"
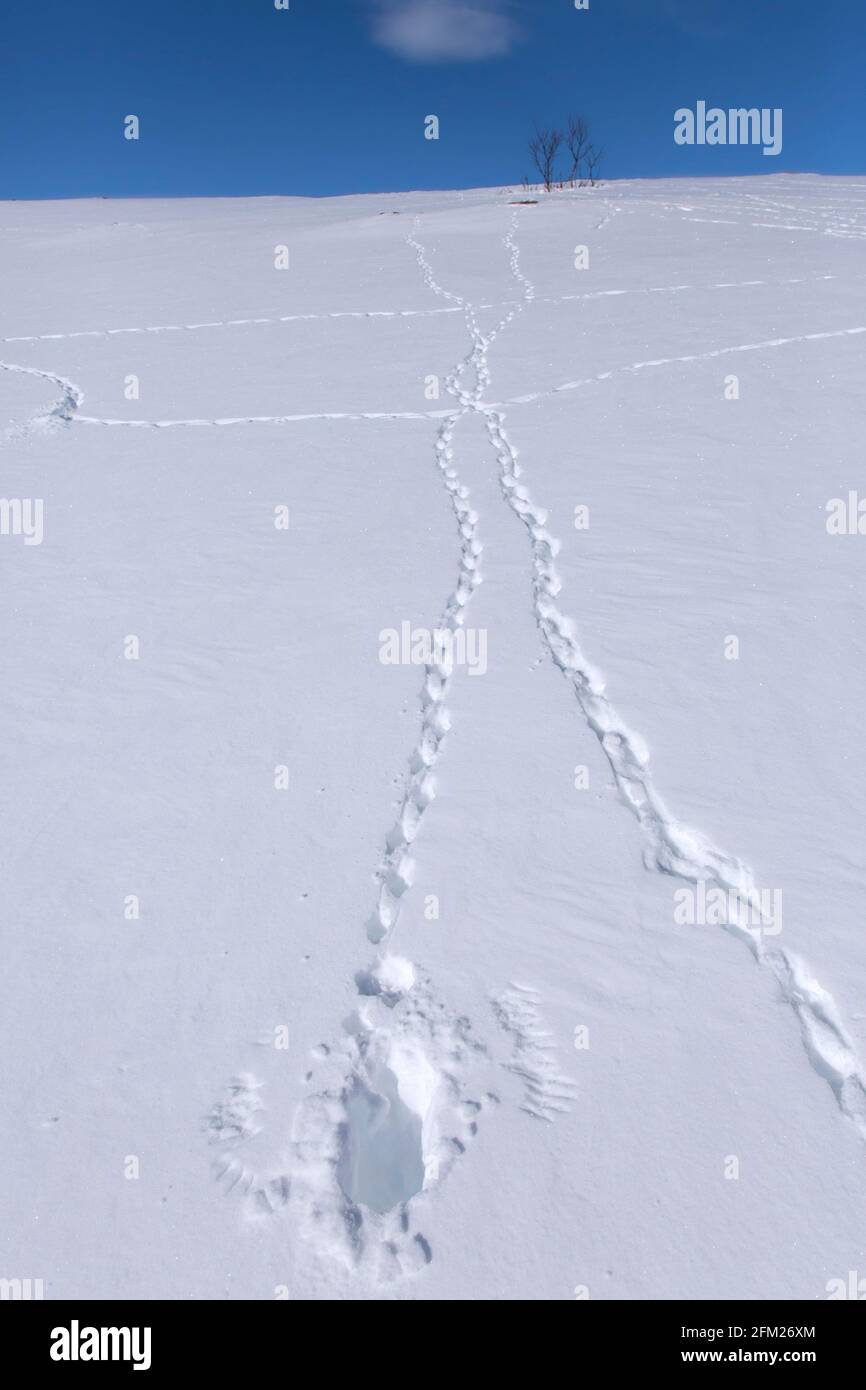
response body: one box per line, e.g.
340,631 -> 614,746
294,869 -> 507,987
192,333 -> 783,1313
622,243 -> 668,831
2,175 -> 866,1300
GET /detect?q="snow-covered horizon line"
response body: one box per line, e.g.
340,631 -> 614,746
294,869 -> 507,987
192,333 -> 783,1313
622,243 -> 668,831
3,168 -> 865,208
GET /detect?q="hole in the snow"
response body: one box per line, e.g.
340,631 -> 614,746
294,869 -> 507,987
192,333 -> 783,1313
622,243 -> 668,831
337,1064 -> 425,1214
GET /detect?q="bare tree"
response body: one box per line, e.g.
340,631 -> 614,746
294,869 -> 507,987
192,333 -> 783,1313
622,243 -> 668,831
584,144 -> 603,186
565,115 -> 590,187
529,125 -> 563,193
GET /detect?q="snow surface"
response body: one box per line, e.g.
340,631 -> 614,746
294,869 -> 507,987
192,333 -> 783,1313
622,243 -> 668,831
2,175 -> 866,1300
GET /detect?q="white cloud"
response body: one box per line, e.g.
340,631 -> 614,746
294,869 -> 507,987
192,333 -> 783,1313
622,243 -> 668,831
370,1 -> 520,64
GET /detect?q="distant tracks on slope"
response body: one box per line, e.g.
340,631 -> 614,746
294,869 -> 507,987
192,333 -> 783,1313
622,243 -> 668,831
2,270 -> 850,347
369,213 -> 530,949
494,324 -> 866,409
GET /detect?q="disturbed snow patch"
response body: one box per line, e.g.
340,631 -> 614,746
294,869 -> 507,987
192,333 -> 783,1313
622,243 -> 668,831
492,984 -> 578,1121
290,967 -> 491,1281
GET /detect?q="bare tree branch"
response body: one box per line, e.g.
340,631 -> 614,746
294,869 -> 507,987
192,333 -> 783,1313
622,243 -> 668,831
584,143 -> 603,186
565,115 -> 590,187
529,125 -> 563,193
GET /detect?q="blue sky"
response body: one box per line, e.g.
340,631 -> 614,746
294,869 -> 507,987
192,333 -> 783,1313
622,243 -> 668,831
2,0 -> 864,199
